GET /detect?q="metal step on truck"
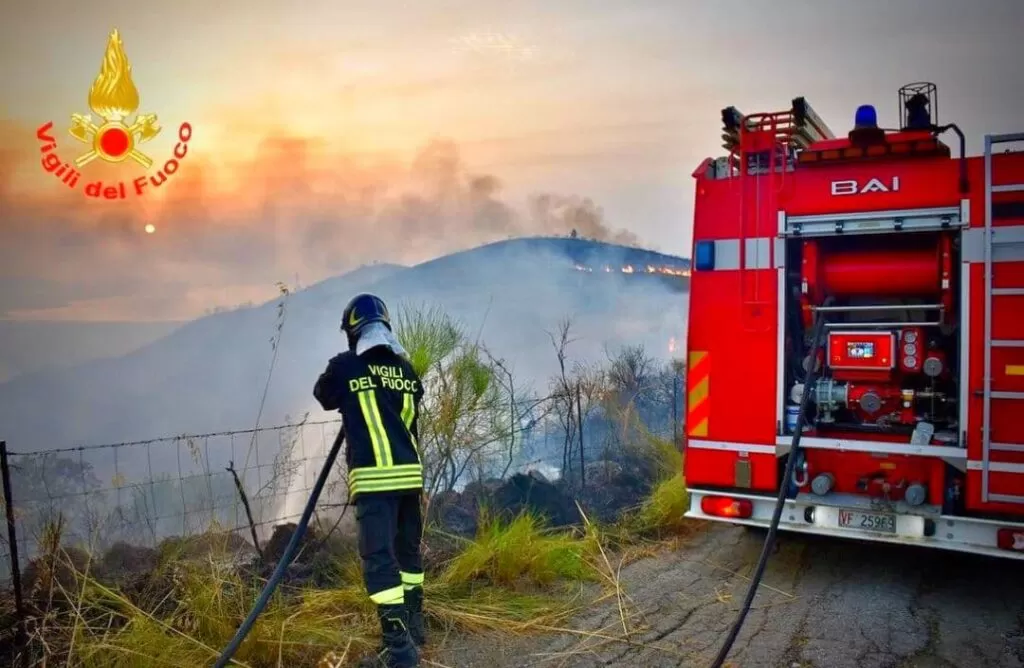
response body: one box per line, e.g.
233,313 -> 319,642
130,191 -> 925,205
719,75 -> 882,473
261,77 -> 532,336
682,82 -> 1024,559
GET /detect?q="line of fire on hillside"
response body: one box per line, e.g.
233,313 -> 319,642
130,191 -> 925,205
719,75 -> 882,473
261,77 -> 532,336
571,263 -> 691,277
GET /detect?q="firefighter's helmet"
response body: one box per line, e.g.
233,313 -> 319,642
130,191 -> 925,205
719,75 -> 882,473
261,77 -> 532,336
341,293 -> 392,349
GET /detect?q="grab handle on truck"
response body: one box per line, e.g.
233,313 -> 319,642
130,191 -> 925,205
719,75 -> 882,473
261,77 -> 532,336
791,456 -> 810,488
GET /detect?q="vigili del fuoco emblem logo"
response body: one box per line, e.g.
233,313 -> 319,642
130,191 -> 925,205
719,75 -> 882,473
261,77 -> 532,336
35,28 -> 193,201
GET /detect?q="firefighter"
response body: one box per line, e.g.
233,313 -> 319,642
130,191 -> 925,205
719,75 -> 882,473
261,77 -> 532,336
313,293 -> 427,668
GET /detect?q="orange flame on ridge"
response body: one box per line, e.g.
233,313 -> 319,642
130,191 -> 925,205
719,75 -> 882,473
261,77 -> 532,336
571,263 -> 690,277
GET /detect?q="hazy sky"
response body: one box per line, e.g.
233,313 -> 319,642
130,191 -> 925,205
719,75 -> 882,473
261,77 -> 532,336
2,0 -> 1022,322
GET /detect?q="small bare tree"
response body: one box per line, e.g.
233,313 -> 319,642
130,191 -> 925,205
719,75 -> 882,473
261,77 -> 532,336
603,344 -> 655,442
544,319 -> 608,489
547,318 -> 578,481
481,351 -> 552,479
572,363 -> 605,488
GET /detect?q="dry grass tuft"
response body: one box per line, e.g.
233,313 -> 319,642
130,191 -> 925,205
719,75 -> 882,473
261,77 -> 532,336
10,440 -> 700,666
16,507 -> 609,667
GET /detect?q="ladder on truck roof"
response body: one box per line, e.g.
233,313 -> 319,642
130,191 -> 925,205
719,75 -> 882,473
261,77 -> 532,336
981,131 -> 1024,505
727,99 -> 835,332
720,97 -> 835,153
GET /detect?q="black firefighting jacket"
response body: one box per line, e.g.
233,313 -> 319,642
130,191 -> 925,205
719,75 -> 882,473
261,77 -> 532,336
313,346 -> 424,498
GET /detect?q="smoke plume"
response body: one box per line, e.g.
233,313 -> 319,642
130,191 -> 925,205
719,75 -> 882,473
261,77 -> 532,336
0,118 -> 639,321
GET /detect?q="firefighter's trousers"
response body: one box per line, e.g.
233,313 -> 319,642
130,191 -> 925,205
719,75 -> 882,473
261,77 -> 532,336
356,492 -> 425,606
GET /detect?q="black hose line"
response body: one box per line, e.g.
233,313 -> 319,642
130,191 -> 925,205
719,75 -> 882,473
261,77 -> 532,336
707,301 -> 831,668
213,426 -> 347,668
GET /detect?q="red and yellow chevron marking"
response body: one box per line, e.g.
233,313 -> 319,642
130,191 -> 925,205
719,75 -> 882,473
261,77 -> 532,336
687,351 -> 710,437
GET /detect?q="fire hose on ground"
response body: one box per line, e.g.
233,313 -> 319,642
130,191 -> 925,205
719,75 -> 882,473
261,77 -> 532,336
707,298 -> 832,668
213,426 -> 347,668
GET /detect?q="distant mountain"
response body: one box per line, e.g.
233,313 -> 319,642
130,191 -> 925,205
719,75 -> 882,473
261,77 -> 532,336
0,237 -> 689,458
0,320 -> 186,383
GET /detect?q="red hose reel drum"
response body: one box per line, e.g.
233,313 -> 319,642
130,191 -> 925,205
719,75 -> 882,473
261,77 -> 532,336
802,238 -> 948,303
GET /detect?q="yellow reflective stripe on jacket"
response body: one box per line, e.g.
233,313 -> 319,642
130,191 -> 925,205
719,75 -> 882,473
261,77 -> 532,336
349,464 -> 422,480
348,463 -> 423,496
351,480 -> 422,495
358,390 -> 393,467
401,392 -> 419,455
349,476 -> 423,496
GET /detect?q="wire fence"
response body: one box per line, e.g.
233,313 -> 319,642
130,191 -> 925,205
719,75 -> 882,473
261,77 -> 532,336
0,368 -> 686,596
0,419 -> 346,588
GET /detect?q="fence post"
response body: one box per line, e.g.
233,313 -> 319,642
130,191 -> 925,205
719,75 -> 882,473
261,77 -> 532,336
0,440 -> 27,646
672,375 -> 680,444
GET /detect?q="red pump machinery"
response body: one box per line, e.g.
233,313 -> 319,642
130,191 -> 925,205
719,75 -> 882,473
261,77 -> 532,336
683,82 -> 1024,559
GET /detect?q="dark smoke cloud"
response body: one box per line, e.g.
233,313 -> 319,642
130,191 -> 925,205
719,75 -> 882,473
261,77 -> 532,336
0,119 -> 640,320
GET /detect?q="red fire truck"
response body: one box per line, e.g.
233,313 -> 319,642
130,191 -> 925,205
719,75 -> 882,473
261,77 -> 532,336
682,82 -> 1024,559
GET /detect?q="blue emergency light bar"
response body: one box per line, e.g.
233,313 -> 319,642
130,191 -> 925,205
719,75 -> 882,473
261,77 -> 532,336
854,104 -> 878,129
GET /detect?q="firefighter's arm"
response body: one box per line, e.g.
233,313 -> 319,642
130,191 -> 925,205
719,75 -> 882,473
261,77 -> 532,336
313,354 -> 348,411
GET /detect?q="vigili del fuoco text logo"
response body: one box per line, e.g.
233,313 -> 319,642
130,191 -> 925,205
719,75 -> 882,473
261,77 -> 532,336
36,28 -> 193,201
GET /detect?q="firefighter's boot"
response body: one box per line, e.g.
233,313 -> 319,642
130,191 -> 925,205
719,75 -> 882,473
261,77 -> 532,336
358,604 -> 420,668
405,586 -> 427,647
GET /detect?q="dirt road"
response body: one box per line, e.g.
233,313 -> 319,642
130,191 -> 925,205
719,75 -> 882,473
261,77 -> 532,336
435,522 -> 1024,668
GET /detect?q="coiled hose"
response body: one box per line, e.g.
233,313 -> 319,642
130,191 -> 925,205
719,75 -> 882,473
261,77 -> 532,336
213,426 -> 346,668
707,301 -> 831,668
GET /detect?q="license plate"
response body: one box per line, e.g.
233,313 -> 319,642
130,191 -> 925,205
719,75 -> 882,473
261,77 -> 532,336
837,508 -> 896,534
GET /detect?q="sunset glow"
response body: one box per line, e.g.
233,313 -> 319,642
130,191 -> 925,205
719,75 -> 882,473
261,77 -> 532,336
1,1 -> 1021,323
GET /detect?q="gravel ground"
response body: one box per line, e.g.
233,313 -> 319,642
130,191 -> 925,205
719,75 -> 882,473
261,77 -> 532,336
431,521 -> 1024,668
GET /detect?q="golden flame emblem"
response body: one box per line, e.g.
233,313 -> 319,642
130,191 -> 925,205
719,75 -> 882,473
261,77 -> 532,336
68,29 -> 161,168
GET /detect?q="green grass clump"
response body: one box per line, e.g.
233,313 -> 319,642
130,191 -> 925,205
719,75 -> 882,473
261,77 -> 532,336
632,471 -> 690,536
616,436 -> 692,539
440,509 -> 602,588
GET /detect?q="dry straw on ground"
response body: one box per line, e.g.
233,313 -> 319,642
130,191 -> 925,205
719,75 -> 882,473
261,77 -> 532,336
8,446 -> 692,668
